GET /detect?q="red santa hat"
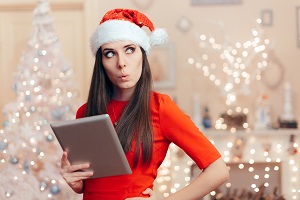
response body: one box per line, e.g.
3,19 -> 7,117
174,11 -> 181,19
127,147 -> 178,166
90,8 -> 168,56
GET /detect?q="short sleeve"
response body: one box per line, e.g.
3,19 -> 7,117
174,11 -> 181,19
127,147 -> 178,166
158,95 -> 221,169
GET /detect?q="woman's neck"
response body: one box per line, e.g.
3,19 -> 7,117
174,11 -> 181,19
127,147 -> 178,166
112,87 -> 134,101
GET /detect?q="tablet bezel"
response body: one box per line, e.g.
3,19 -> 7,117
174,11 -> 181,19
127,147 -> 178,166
50,114 -> 132,179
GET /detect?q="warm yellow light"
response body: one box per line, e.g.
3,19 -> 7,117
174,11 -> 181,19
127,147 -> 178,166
264,174 -> 269,179
187,58 -> 194,65
238,164 -> 244,169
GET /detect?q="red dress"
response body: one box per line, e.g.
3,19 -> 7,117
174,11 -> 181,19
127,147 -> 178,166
75,92 -> 221,200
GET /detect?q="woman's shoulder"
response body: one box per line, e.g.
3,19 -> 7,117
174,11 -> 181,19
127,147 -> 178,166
151,91 -> 177,111
151,91 -> 174,103
76,103 -> 87,119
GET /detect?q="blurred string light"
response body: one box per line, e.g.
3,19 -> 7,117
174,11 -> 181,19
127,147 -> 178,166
212,134 -> 299,199
155,133 -> 299,199
155,144 -> 195,199
188,18 -> 272,131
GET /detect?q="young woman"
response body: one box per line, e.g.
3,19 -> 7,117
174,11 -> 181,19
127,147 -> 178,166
60,8 -> 229,200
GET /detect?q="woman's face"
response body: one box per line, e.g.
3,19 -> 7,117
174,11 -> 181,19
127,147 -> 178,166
101,40 -> 143,95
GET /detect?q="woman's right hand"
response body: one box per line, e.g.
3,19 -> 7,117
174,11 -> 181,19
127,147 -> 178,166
60,151 -> 94,193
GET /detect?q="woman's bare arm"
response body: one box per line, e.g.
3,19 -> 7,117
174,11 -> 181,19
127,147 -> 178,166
165,157 -> 229,200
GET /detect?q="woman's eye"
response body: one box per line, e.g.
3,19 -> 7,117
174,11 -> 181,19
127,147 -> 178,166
105,51 -> 114,58
126,47 -> 135,54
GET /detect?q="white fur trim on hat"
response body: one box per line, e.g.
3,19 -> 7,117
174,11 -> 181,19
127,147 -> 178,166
90,20 -> 168,56
150,28 -> 168,46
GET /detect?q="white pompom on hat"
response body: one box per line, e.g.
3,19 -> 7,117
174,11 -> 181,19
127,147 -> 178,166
90,8 -> 168,56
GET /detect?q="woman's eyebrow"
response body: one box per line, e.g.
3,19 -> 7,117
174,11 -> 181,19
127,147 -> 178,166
102,47 -> 114,52
124,44 -> 135,48
102,43 -> 136,52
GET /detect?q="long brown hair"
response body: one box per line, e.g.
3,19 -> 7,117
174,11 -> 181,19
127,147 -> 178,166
84,47 -> 153,167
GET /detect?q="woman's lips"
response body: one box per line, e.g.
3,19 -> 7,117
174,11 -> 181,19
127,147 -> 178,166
120,75 -> 129,81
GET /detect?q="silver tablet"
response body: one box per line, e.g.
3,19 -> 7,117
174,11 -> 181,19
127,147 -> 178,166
50,114 -> 132,179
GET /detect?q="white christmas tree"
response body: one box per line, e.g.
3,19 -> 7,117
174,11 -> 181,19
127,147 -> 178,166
0,0 -> 82,199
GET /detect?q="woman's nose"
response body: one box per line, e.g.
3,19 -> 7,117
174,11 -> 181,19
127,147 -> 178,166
118,54 -> 126,68
119,63 -> 126,68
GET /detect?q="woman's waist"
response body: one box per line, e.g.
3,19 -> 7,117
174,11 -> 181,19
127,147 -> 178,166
83,175 -> 154,197
83,189 -> 150,200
